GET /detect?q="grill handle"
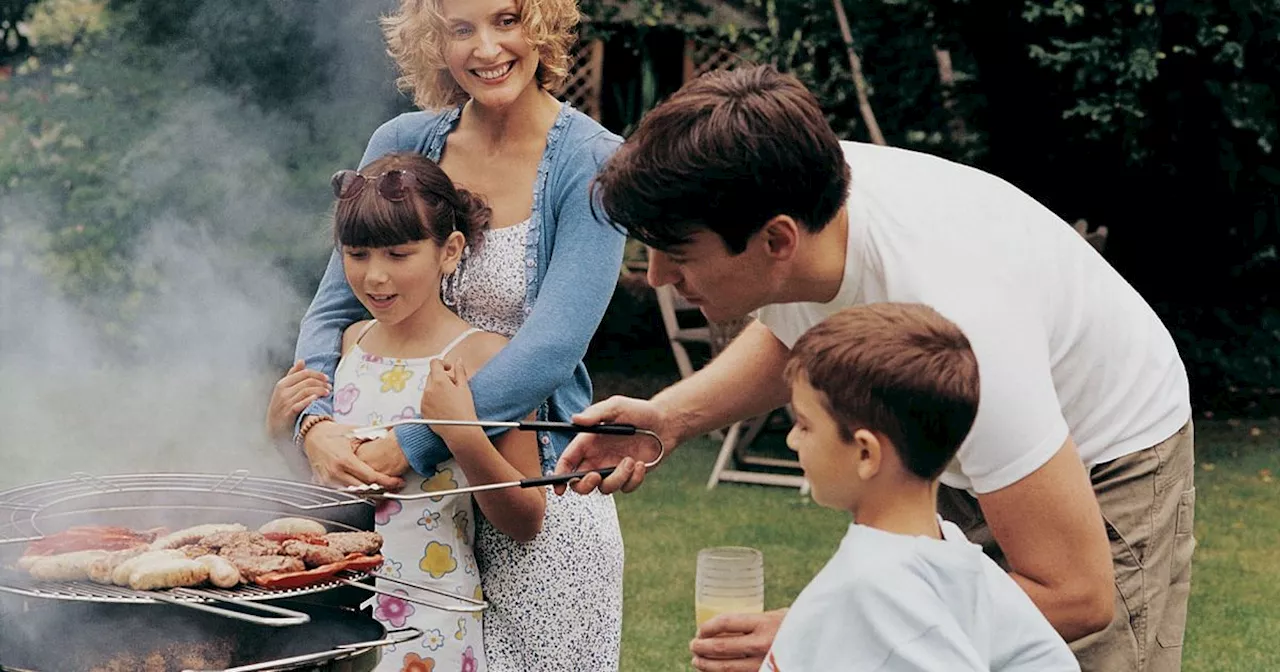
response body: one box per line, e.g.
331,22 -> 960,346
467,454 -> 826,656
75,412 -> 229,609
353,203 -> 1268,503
185,626 -> 425,672
148,588 -> 312,627
340,572 -> 488,613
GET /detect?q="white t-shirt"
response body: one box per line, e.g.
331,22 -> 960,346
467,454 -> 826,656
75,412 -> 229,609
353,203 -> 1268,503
755,142 -> 1190,494
760,520 -> 1080,672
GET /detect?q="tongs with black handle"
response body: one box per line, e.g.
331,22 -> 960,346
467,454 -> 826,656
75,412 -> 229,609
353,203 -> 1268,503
339,420 -> 664,500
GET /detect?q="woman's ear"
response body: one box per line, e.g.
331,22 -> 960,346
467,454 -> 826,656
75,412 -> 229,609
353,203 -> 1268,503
851,428 -> 883,481
441,231 -> 467,274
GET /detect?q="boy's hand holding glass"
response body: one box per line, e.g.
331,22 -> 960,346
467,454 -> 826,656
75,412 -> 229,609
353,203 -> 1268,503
420,358 -> 482,444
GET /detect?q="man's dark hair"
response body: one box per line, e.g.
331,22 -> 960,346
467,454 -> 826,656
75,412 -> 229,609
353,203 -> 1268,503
593,64 -> 851,254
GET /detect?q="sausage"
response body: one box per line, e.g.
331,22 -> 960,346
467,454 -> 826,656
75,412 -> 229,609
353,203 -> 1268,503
88,547 -> 149,584
194,555 -> 242,588
150,524 -> 247,550
258,517 -> 327,537
28,550 -> 111,581
111,550 -> 186,586
128,558 -> 209,591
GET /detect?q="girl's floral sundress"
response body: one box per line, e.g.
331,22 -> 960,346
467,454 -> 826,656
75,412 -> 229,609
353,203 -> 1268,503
332,321 -> 486,672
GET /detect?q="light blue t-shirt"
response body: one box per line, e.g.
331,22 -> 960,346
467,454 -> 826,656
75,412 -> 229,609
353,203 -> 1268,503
761,519 -> 1080,672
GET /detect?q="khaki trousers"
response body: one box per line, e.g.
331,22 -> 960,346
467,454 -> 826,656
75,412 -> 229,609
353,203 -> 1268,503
938,421 -> 1196,672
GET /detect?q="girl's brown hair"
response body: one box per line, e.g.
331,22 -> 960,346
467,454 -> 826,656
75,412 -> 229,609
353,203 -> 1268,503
334,152 -> 490,249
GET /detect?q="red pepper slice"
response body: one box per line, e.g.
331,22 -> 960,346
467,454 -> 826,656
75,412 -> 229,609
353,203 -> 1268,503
253,554 -> 384,590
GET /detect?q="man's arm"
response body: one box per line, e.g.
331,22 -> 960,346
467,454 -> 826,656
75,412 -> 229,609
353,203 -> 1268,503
557,318 -> 792,494
655,319 -> 793,444
978,437 -> 1115,641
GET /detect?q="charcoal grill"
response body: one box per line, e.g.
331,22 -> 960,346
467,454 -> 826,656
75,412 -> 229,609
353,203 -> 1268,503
0,472 -> 486,625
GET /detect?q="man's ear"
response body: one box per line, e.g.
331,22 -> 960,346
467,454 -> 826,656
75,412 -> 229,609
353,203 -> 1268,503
759,215 -> 802,261
441,231 -> 467,274
851,428 -> 882,481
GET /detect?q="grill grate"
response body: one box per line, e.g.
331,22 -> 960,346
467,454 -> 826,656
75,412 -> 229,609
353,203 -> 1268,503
0,471 -> 378,608
0,568 -> 368,604
0,471 -> 367,542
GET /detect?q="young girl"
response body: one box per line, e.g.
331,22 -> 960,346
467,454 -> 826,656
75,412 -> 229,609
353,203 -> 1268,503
327,151 -> 545,672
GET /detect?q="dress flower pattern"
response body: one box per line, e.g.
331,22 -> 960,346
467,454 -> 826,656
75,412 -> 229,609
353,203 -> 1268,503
400,653 -> 434,672
420,541 -> 457,579
374,591 -> 415,628
332,324 -> 486,672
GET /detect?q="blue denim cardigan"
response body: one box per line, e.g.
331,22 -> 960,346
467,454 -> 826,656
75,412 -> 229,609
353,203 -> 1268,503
293,104 -> 626,473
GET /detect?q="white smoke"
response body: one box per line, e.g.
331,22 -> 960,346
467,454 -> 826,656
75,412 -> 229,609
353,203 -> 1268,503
0,0 -> 402,494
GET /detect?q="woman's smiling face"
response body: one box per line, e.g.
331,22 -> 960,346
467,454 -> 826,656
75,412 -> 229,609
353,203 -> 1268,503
439,0 -> 539,109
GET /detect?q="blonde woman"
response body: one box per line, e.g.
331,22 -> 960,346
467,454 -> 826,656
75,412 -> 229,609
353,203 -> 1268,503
268,0 -> 627,669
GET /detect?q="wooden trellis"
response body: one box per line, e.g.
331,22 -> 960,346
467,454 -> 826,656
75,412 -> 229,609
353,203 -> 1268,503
683,37 -> 753,83
560,39 -> 606,121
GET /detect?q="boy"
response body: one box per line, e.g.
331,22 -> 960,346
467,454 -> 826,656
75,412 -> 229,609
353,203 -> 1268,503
762,302 -> 1079,671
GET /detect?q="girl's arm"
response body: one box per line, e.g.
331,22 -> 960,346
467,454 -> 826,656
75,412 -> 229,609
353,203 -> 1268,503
394,131 -> 627,471
422,335 -> 546,542
446,411 -> 545,543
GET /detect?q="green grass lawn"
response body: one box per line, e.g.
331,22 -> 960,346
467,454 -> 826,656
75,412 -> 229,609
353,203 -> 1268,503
615,421 -> 1280,671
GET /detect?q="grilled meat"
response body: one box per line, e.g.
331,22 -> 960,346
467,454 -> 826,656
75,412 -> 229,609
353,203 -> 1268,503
128,558 -> 210,590
226,554 -> 305,581
150,524 -> 246,550
87,547 -> 149,584
111,550 -> 186,586
259,517 -> 327,537
27,550 -> 111,581
194,554 -> 242,588
281,539 -> 346,568
323,531 -> 383,556
216,533 -> 283,559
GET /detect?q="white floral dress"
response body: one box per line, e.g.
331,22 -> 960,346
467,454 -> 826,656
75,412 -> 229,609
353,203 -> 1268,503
332,322 -> 486,672
457,220 -> 626,671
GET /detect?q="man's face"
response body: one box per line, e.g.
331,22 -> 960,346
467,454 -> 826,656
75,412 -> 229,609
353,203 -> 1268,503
645,230 -> 774,323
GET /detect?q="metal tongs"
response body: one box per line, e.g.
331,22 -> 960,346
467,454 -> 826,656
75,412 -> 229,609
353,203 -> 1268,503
339,420 -> 665,500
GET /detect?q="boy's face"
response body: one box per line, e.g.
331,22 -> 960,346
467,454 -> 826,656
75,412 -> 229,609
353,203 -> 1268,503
786,375 -> 863,512
645,230 -> 776,323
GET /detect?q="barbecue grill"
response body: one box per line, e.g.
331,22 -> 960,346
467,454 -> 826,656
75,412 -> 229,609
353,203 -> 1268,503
0,472 -> 484,621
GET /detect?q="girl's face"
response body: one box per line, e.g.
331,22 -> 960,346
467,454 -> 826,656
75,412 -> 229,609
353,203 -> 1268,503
439,0 -> 539,109
342,233 -> 464,326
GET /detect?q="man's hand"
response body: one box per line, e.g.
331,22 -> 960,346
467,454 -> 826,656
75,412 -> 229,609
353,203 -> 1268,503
354,433 -> 411,480
303,421 -> 404,490
552,396 -> 671,496
265,360 -> 330,441
689,609 -> 787,672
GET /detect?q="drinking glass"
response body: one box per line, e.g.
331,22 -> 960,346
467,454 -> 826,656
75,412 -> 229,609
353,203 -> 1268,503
695,546 -> 764,628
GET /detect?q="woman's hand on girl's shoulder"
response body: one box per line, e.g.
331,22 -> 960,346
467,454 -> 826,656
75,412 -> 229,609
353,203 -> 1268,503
265,360 -> 331,442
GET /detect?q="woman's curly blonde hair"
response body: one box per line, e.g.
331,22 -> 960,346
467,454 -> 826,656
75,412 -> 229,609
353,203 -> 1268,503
382,0 -> 580,111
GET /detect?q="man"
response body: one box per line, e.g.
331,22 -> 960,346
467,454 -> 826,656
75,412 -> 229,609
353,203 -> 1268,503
555,65 -> 1195,672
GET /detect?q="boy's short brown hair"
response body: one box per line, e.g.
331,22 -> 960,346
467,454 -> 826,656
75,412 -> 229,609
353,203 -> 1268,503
784,303 -> 981,480
593,64 -> 850,254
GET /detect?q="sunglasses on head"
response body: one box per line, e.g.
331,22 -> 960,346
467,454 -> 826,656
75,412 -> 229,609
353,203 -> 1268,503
330,169 -> 423,202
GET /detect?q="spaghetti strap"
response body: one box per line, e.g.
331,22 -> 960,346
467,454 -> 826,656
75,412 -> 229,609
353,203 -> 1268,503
435,327 -> 483,361
353,320 -> 379,345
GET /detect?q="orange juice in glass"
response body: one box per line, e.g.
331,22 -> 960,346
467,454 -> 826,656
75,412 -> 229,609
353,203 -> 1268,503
695,547 -> 764,628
